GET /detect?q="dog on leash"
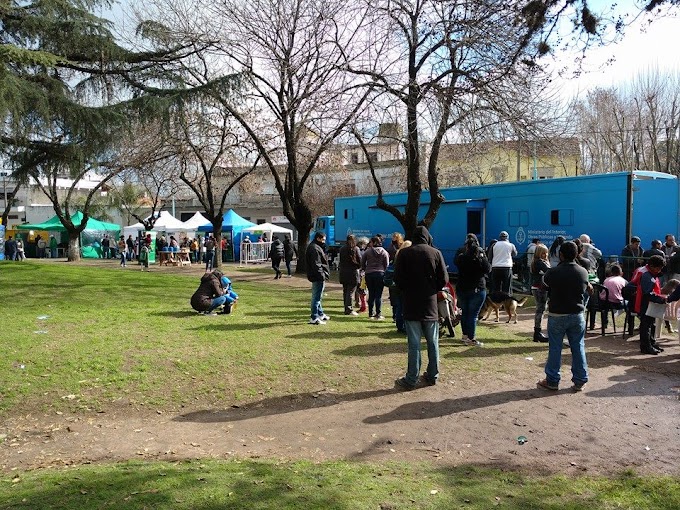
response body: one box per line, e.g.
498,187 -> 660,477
478,291 -> 528,324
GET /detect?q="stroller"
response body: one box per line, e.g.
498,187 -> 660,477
438,281 -> 461,337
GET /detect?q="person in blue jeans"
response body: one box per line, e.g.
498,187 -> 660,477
190,269 -> 229,315
393,226 -> 449,390
454,234 -> 491,347
538,241 -> 592,392
305,231 -> 330,325
361,236 -> 390,320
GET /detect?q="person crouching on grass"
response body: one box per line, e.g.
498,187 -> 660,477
191,269 -> 233,315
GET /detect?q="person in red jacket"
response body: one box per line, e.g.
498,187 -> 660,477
630,255 -> 667,355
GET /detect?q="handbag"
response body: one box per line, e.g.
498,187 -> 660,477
645,301 -> 666,319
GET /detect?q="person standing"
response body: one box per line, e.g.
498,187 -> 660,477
530,244 -> 550,342
361,236 -> 390,320
126,235 -> 135,261
642,239 -> 665,260
393,226 -> 449,390
15,237 -> 25,261
283,234 -> 297,277
269,236 -> 285,279
36,235 -> 47,258
454,234 -> 491,347
49,235 -> 58,259
621,236 -> 644,281
386,232 -> 404,262
139,241 -> 150,271
118,235 -> 127,267
631,255 -> 668,355
4,236 -> 17,261
101,234 -> 110,259
338,234 -> 362,316
488,230 -> 517,294
204,235 -> 216,271
305,231 -> 330,325
537,241 -> 591,392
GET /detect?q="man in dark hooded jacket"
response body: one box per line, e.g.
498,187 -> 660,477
393,226 -> 449,389
269,236 -> 285,279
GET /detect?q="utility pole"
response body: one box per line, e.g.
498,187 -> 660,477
0,170 -> 9,226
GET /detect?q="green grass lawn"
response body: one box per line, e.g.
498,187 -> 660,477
0,262 -> 677,509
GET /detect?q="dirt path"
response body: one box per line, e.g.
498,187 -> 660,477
2,260 -> 679,475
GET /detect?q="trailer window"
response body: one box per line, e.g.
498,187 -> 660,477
467,210 -> 482,235
344,209 -> 353,220
550,209 -> 574,226
508,211 -> 528,226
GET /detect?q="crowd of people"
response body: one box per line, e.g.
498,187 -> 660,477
298,227 -> 679,392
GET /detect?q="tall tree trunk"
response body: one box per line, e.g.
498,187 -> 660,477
67,234 -> 81,262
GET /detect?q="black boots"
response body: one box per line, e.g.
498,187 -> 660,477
533,328 -> 548,343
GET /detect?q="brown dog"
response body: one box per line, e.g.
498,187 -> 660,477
478,291 -> 528,324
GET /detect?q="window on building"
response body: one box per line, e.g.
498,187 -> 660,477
350,153 -> 359,164
536,167 -> 555,179
508,210 -> 529,226
550,209 -> 573,226
367,152 -> 378,163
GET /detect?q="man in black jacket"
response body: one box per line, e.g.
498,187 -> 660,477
393,226 -> 448,390
305,231 -> 330,325
269,236 -> 285,279
538,241 -> 591,392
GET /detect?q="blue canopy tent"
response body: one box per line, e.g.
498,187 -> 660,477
197,209 -> 255,261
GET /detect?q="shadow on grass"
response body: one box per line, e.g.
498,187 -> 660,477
363,388 -> 553,424
175,388 -> 397,423
440,343 -> 548,359
5,460 -> 667,510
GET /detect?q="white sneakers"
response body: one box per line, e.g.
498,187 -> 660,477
461,337 -> 484,347
308,315 -> 330,325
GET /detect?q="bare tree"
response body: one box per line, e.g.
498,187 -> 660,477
109,125 -> 182,230
166,0 -> 374,270
167,101 -> 259,268
574,70 -> 680,174
349,0 -> 572,237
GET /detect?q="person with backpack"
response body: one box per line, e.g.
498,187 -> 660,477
139,241 -> 150,271
454,234 -> 491,347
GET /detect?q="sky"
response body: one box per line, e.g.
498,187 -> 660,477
99,1 -> 679,100
552,7 -> 680,98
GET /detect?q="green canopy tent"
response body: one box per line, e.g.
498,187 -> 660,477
16,212 -> 121,258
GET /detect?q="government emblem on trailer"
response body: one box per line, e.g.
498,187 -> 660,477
515,227 -> 526,246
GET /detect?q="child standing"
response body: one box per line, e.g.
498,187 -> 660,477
139,242 -> 150,271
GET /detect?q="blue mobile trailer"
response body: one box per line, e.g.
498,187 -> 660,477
334,171 -> 680,266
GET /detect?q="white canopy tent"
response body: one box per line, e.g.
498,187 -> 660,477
152,211 -> 186,231
239,223 -> 294,265
240,222 -> 293,239
122,211 -> 189,239
181,211 -> 209,230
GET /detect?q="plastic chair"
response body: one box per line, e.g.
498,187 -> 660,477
586,283 -> 617,336
621,283 -> 637,339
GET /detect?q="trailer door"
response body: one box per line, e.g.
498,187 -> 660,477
466,200 -> 486,248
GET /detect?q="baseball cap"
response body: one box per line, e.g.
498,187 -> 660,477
499,231 -> 509,239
